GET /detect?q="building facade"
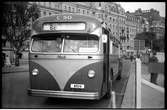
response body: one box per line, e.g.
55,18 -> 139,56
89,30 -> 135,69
150,19 -> 165,39
134,8 -> 165,38
123,11 -> 148,55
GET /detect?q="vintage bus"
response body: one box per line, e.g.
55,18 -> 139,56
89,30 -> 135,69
28,14 -> 122,100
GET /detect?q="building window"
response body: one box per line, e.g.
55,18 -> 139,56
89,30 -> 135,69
83,10 -> 85,14
64,6 -> 67,10
55,4 -> 58,9
40,11 -> 42,17
72,8 -> 75,12
99,3 -> 101,7
98,14 -> 100,18
78,9 -> 80,13
40,2 -> 44,6
127,46 -> 130,50
49,2 -> 51,7
43,11 -> 46,16
44,2 -> 46,7
2,40 -> 6,47
69,7 -> 71,12
87,11 -> 89,14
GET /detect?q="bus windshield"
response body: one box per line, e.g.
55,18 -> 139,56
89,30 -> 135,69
31,34 -> 99,53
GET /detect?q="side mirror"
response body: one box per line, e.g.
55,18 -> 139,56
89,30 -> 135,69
102,34 -> 107,43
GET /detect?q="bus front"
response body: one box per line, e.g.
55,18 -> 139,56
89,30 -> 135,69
28,14 -> 106,100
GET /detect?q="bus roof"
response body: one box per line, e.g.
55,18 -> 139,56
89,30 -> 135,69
32,13 -> 103,34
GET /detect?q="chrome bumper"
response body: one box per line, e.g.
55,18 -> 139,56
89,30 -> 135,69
28,89 -> 100,100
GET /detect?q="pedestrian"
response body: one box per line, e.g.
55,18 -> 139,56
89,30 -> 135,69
130,54 -> 133,62
2,53 -> 5,67
5,54 -> 11,67
18,52 -> 22,59
13,52 -> 16,65
149,51 -> 158,84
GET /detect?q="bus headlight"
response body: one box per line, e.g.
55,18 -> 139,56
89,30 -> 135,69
32,69 -> 39,76
88,70 -> 95,78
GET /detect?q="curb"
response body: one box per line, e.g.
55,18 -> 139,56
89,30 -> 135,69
2,70 -> 29,74
2,64 -> 29,74
141,79 -> 164,93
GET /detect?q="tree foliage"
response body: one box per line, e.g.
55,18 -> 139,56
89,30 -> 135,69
2,2 -> 40,65
152,39 -> 164,52
135,32 -> 156,48
135,32 -> 164,52
2,2 -> 40,50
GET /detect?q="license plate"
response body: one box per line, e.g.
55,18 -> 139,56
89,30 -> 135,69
70,84 -> 84,89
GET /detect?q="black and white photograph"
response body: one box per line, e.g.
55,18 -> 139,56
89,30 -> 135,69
1,2 -> 165,108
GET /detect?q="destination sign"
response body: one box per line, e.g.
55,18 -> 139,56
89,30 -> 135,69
43,23 -> 86,31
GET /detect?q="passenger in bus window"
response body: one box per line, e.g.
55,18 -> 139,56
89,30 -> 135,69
53,38 -> 62,52
32,40 -> 42,52
64,39 -> 79,53
47,41 -> 57,52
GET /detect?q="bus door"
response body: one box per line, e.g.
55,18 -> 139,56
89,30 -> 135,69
102,32 -> 111,94
110,38 -> 120,80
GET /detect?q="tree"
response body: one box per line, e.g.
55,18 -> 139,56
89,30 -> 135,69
2,2 -> 40,66
135,32 -> 156,48
135,32 -> 164,52
152,38 -> 164,52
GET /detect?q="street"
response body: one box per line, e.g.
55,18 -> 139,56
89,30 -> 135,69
2,60 -> 131,108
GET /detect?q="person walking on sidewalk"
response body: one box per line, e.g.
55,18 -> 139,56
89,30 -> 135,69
149,51 -> 158,84
130,53 -> 133,62
2,53 -> 5,67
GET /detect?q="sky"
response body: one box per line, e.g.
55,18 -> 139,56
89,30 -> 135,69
116,2 -> 166,17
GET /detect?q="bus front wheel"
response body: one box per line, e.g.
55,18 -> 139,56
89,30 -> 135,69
104,80 -> 111,99
104,69 -> 113,99
116,70 -> 122,80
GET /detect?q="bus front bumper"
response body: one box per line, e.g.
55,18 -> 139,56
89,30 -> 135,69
28,89 -> 100,100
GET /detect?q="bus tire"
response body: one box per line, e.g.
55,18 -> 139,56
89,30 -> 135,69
104,69 -> 112,99
104,80 -> 111,99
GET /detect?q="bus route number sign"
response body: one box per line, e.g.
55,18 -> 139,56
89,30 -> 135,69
55,15 -> 72,21
70,84 -> 85,89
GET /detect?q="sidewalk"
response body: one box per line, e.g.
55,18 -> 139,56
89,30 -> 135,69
121,61 -> 164,108
2,59 -> 29,73
141,79 -> 164,108
121,62 -> 135,108
141,63 -> 164,87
